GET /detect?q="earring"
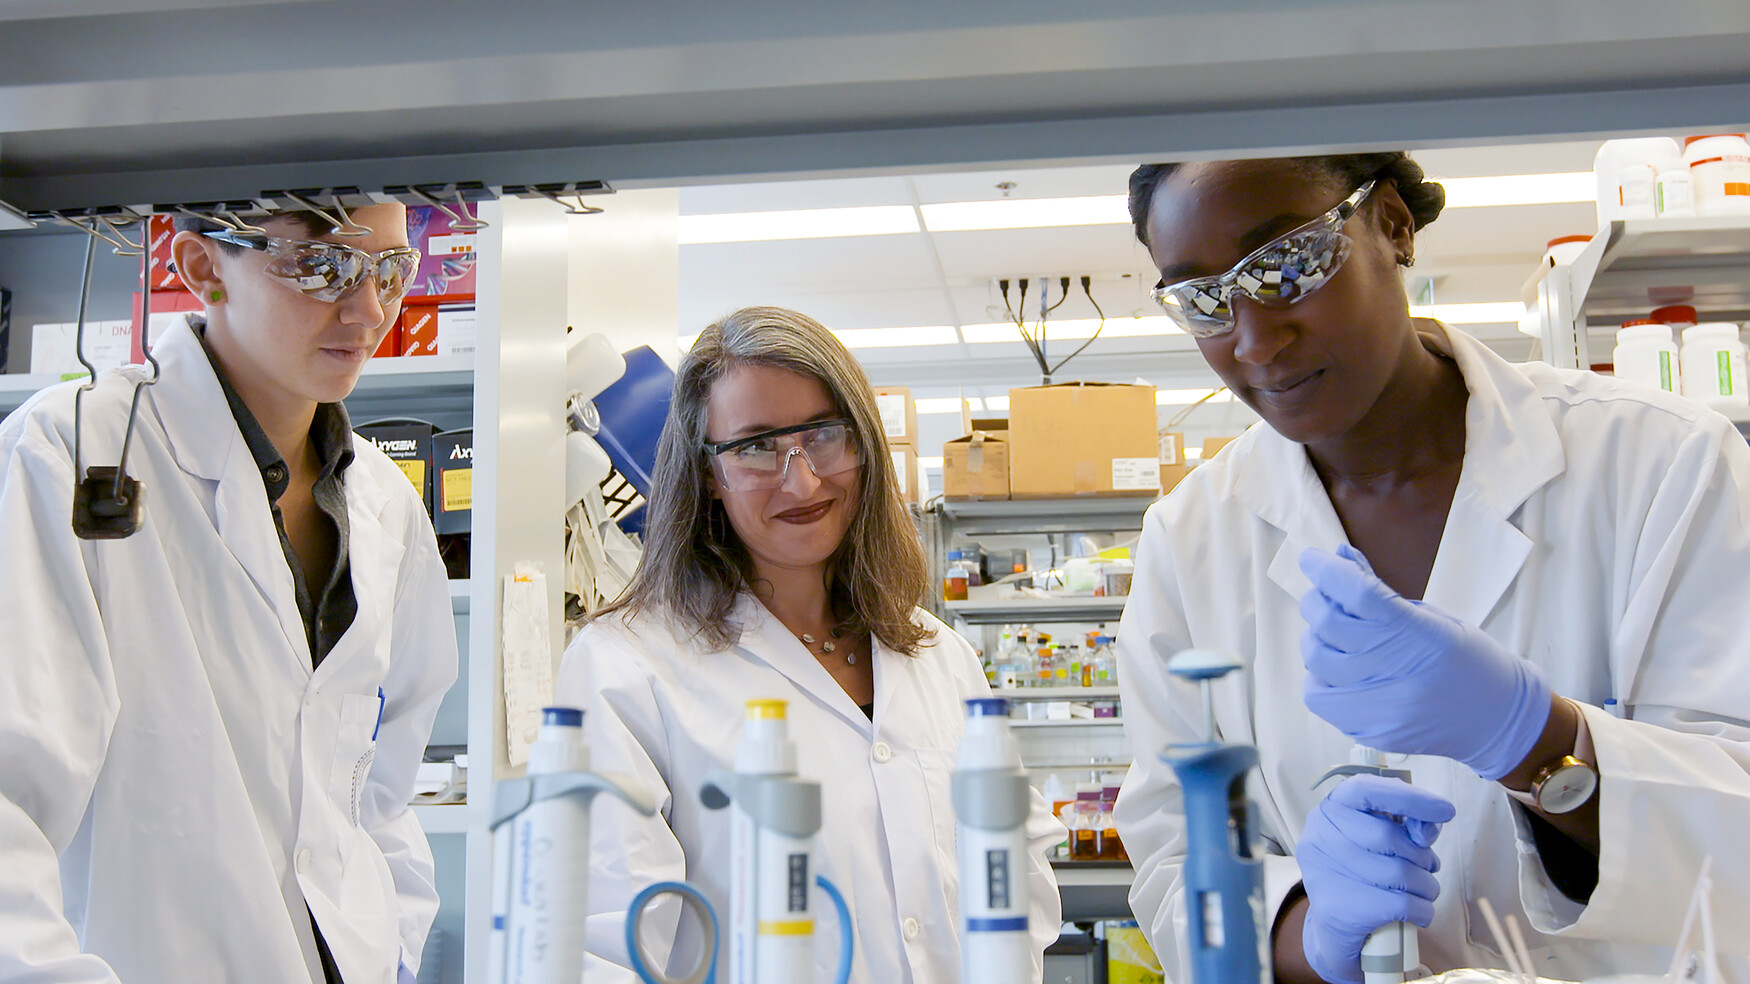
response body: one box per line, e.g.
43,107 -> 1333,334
208,288 -> 225,302
1398,254 -> 1416,268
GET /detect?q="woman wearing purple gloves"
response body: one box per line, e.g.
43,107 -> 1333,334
1111,153 -> 1750,982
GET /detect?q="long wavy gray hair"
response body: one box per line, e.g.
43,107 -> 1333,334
596,306 -> 930,654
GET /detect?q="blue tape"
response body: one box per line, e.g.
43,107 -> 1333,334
966,917 -> 1029,933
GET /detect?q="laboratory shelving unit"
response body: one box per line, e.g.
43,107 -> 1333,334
1524,215 -> 1750,372
928,496 -> 1153,920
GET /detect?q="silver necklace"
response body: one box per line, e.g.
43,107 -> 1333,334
799,626 -> 858,665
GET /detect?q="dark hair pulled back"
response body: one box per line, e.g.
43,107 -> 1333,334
1127,152 -> 1446,247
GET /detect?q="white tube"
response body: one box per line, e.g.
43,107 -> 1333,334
958,699 -> 1032,984
505,708 -> 593,984
729,700 -> 813,984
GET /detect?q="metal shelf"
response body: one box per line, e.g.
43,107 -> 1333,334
935,496 -> 1154,536
2,355 -> 475,424
1052,861 -> 1135,920
450,580 -> 470,615
1526,216 -> 1750,368
1011,718 -> 1124,729
994,686 -> 1121,700
945,596 -> 1128,624
412,803 -> 472,835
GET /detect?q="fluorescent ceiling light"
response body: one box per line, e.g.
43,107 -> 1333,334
1433,172 -> 1592,208
1410,301 -> 1526,324
915,397 -> 981,415
677,205 -> 919,244
918,456 -> 945,469
832,325 -> 956,348
919,195 -> 1128,232
1183,447 -> 1203,461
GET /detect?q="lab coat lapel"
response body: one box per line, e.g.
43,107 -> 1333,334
312,447 -> 398,684
150,317 -> 309,666
731,594 -> 867,730
1227,427 -> 1351,602
1421,326 -> 1565,626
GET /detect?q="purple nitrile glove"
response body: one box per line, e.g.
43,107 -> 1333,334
1298,545 -> 1553,781
1298,774 -> 1456,984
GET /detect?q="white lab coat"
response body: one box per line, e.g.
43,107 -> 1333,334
0,317 -> 457,984
556,594 -> 1064,984
1115,324 -> 1750,981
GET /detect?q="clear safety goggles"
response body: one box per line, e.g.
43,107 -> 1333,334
204,230 -> 422,306
1149,179 -> 1377,337
703,418 -> 860,492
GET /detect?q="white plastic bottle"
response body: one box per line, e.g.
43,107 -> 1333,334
1656,167 -> 1696,218
730,699 -> 815,984
1680,323 -> 1750,409
954,698 -> 1034,984
1594,137 -> 1681,225
1613,320 -> 1681,394
1683,134 -> 1750,217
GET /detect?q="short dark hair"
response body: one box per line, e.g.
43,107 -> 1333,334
1127,152 -> 1447,247
171,209 -> 338,251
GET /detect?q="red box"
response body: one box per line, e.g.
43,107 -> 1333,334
146,215 -> 183,292
373,328 -> 401,359
401,303 -> 439,357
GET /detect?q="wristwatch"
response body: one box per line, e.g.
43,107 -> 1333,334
1530,754 -> 1599,814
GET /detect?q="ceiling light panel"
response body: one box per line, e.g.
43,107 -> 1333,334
677,205 -> 920,244
1410,301 -> 1526,324
1433,172 -> 1593,208
920,195 -> 1129,232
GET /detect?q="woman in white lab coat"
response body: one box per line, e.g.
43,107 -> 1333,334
0,205 -> 456,984
1113,154 -> 1750,982
557,306 -> 1062,984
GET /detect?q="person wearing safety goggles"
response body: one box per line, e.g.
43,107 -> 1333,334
0,202 -> 455,984
553,306 -> 1063,984
1114,153 -> 1750,983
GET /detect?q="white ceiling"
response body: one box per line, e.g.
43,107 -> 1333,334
674,137 -> 1636,461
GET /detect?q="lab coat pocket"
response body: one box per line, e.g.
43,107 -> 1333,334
332,692 -> 382,828
916,748 -> 960,873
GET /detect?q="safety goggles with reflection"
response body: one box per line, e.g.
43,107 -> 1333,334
1149,179 -> 1377,337
703,418 -> 860,492
204,230 -> 422,306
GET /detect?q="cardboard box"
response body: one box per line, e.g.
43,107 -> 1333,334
1007,382 -> 1160,498
944,422 -> 1011,500
1201,437 -> 1236,461
355,419 -> 437,516
433,428 -> 473,535
373,328 -> 401,359
404,204 -> 478,301
399,302 -> 474,358
889,443 -> 921,505
873,386 -> 917,446
1161,462 -> 1193,494
1159,430 -> 1185,467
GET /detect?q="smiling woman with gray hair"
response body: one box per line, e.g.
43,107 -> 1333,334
557,306 -> 1063,984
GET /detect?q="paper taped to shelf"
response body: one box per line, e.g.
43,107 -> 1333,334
501,563 -> 553,768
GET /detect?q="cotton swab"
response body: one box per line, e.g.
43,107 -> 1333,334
1504,914 -> 1534,984
1477,898 -> 1528,981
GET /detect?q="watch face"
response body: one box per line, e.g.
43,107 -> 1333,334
1536,762 -> 1599,814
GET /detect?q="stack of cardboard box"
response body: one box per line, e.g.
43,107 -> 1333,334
392,203 -> 479,360
945,381 -> 1172,501
874,385 -> 921,505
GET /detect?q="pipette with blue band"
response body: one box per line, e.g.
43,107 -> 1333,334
952,698 -> 1034,983
1161,650 -> 1270,984
487,706 -> 657,984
